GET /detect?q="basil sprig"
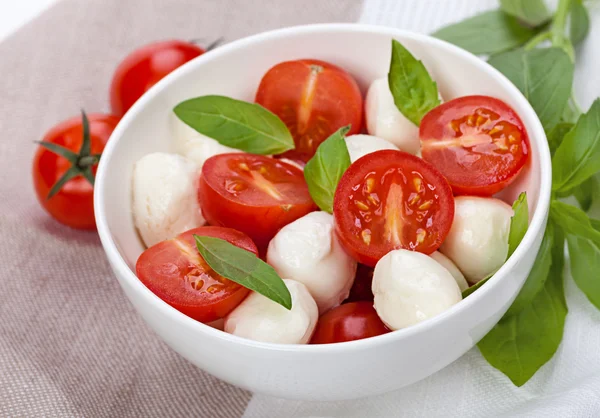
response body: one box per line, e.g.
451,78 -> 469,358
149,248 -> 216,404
194,235 -> 292,309
435,0 -> 598,386
174,95 -> 294,155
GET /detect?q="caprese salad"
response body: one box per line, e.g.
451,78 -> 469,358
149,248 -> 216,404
132,39 -> 530,345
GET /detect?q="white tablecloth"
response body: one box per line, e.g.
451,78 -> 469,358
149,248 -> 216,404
244,1 -> 600,417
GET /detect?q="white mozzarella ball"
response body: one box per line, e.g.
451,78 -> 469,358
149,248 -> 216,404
440,196 -> 513,284
132,152 -> 204,247
171,113 -> 240,169
372,249 -> 461,330
344,134 -> 399,163
224,279 -> 318,344
267,212 -> 357,313
430,251 -> 469,292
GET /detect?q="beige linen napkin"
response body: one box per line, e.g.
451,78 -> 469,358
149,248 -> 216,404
0,0 -> 361,416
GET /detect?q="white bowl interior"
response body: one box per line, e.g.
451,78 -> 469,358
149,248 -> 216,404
95,24 -> 550,400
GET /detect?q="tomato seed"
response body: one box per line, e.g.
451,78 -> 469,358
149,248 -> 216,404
418,200 -> 433,210
361,229 -> 371,245
355,200 -> 369,211
413,177 -> 422,192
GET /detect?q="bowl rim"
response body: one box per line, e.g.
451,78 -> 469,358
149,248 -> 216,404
94,22 -> 552,353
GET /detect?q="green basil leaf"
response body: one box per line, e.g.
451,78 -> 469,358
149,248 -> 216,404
547,122 -> 574,156
500,0 -> 550,27
478,226 -> 567,386
570,0 -> 590,46
552,99 -> 600,193
433,11 -> 536,55
567,234 -> 600,309
462,275 -> 491,298
506,222 -> 554,316
590,217 -> 600,232
550,200 -> 600,245
508,192 -> 529,258
388,39 -> 440,126
488,48 -> 573,132
173,95 -> 294,155
572,175 -> 599,212
304,126 -> 351,213
194,235 -> 292,309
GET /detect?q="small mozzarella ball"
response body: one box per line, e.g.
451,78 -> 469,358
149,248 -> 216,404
171,113 -> 240,169
267,212 -> 357,313
365,78 -> 443,155
224,279 -> 318,344
430,251 -> 468,292
132,152 -> 204,247
440,196 -> 513,284
344,134 -> 399,163
372,249 -> 461,330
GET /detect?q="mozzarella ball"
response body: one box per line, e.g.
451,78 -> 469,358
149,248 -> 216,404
440,196 -> 513,284
171,113 -> 240,169
365,78 -> 443,155
372,249 -> 461,330
344,134 -> 399,163
224,279 -> 318,344
267,212 -> 357,313
430,251 -> 469,292
132,152 -> 204,247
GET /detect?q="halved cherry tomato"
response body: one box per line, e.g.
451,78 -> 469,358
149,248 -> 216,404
255,59 -> 363,162
345,264 -> 374,303
110,40 -> 212,117
311,302 -> 390,344
136,226 -> 257,323
32,113 -> 119,230
420,95 -> 529,196
198,153 -> 316,250
333,150 -> 454,267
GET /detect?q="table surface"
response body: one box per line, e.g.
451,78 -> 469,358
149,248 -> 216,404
0,0 -> 57,42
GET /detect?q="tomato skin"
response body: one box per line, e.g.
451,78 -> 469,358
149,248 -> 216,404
311,302 -> 390,344
345,264 -> 374,303
110,40 -> 205,117
420,95 -> 529,196
255,59 -> 363,162
136,226 -> 258,323
334,150 -> 455,267
198,153 -> 316,250
32,114 -> 119,230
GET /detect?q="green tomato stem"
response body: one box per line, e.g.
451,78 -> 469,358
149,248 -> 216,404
552,0 -> 572,43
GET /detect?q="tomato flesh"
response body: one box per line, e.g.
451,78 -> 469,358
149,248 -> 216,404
32,114 -> 119,230
334,150 -> 454,267
136,226 -> 257,323
255,59 -> 363,162
198,153 -> 316,250
311,302 -> 390,344
420,95 -> 529,196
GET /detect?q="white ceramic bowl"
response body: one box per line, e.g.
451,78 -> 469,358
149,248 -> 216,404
94,24 -> 551,401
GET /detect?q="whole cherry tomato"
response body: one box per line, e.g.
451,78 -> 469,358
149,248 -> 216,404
311,302 -> 390,344
32,112 -> 119,230
110,40 -> 217,116
345,264 -> 375,303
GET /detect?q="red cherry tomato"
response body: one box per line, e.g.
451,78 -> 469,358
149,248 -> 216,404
311,302 -> 390,344
110,40 -> 207,117
345,264 -> 374,303
333,150 -> 455,267
136,226 -> 257,323
255,59 -> 363,162
420,95 -> 529,196
198,153 -> 316,250
32,113 -> 119,230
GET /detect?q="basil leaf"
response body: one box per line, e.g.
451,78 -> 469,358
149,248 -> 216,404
388,39 -> 440,126
570,0 -> 590,46
590,217 -> 600,232
433,11 -> 536,55
173,95 -> 294,155
508,192 -> 529,258
547,122 -> 574,156
573,175 -> 599,212
550,200 -> 600,245
488,48 -> 573,132
462,275 -> 490,298
478,226 -> 567,386
552,99 -> 600,193
567,234 -> 600,309
194,235 -> 292,309
500,0 -> 550,27
304,126 -> 351,213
